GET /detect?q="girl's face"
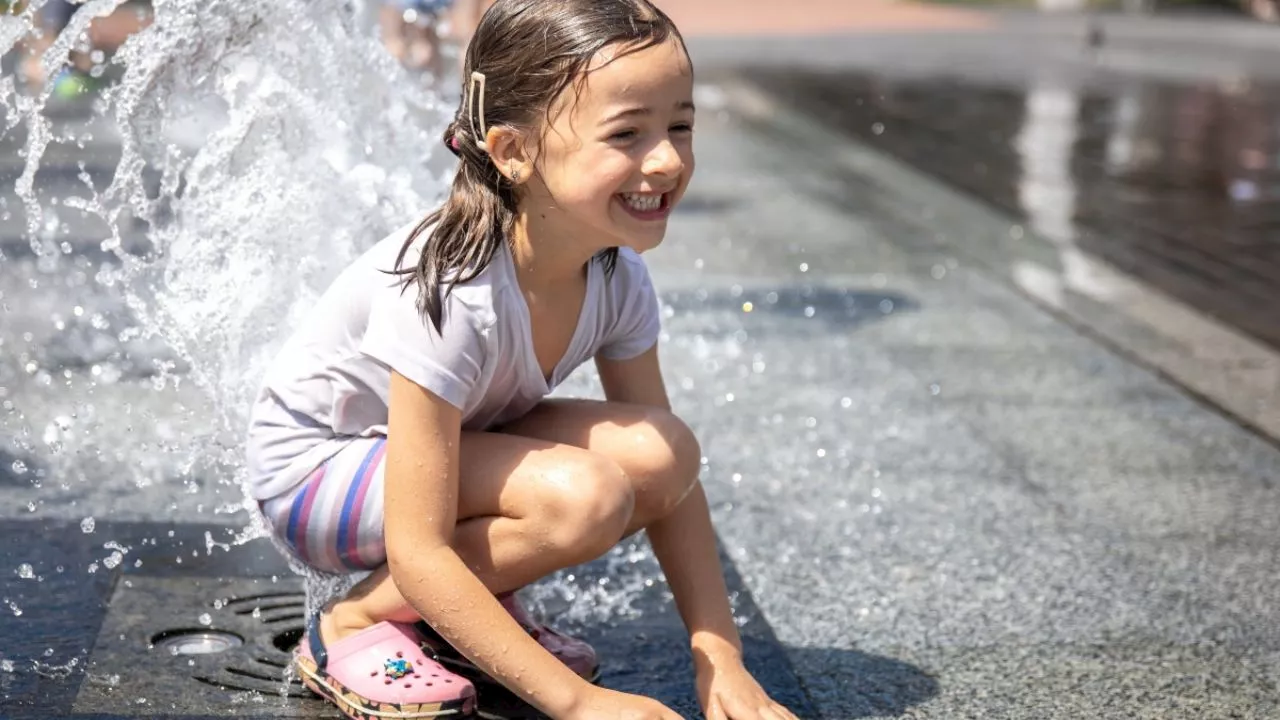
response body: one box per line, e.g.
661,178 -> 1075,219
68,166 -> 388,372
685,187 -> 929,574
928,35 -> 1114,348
526,38 -> 695,255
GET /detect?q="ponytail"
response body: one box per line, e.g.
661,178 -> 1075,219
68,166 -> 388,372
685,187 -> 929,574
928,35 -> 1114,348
391,117 -> 619,334
392,120 -> 517,333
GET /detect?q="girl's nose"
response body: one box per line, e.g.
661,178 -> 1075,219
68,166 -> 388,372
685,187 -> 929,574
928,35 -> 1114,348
643,139 -> 684,178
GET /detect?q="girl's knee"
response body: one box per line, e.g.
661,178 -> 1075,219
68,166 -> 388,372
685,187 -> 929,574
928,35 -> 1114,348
540,450 -> 635,561
613,407 -> 702,517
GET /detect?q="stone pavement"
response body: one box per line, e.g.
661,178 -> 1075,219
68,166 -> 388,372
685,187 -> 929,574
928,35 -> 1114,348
3,7 -> 1280,720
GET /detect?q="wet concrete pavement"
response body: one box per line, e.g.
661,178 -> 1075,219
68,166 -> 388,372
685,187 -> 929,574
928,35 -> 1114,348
749,71 -> 1280,351
711,8 -> 1280,444
4,6 -> 1280,719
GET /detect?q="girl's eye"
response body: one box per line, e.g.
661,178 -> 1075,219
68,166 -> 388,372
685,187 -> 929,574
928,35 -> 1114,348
608,129 -> 637,142
671,123 -> 694,134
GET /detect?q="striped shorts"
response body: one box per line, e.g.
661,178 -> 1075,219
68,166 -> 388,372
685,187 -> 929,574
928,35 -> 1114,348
259,436 -> 390,574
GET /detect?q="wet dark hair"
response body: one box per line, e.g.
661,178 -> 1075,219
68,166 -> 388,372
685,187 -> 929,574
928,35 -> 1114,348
394,0 -> 688,332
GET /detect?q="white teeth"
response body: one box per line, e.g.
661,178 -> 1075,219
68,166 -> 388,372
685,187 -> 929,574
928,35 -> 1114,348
622,193 -> 662,212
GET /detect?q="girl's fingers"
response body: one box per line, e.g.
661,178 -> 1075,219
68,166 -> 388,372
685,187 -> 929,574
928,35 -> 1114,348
772,702 -> 802,720
706,695 -> 730,720
757,705 -> 787,720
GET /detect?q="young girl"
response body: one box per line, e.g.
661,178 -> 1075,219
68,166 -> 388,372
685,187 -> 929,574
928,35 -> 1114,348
246,1 -> 799,718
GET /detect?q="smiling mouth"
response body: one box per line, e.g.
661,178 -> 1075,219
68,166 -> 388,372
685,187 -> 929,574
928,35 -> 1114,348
618,191 -> 671,219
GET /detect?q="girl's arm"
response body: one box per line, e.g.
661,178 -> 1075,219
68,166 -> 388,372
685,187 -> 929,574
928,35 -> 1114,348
598,348 -> 800,720
383,371 -> 590,717
594,346 -> 745,668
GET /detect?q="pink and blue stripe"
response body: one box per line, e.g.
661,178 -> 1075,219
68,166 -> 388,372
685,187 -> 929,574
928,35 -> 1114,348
336,440 -> 386,569
261,436 -> 390,573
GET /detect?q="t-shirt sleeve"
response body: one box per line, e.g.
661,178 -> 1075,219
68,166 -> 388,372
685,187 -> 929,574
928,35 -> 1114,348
359,281 -> 486,410
597,250 -> 662,361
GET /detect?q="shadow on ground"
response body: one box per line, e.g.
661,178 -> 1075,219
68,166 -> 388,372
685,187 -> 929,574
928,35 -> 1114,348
785,645 -> 940,718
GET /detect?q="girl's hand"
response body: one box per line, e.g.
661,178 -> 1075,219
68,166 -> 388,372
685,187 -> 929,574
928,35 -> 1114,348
696,659 -> 800,720
563,685 -> 685,720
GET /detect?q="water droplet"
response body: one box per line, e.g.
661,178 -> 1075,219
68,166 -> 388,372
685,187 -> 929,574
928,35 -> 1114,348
871,122 -> 885,135
103,552 -> 123,570
198,613 -> 212,626
798,262 -> 809,273
17,564 -> 33,579
104,541 -> 129,555
90,672 -> 121,686
840,397 -> 853,409
0,659 -> 13,672
10,460 -> 26,475
80,517 -> 95,533
929,383 -> 942,396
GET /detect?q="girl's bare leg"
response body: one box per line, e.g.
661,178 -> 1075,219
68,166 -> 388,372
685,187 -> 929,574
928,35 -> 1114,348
497,399 -> 702,534
323,399 -> 701,642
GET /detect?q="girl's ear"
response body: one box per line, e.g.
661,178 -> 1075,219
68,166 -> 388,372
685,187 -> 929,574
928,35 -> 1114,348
485,126 -> 533,185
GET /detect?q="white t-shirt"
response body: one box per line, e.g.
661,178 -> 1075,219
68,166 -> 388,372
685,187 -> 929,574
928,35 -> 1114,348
244,221 -> 662,501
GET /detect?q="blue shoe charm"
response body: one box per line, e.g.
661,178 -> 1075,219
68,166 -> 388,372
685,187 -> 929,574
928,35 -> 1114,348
384,657 -> 414,679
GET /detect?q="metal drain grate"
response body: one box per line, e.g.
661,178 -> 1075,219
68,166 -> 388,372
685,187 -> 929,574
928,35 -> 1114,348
187,590 -> 308,698
73,577 -> 327,716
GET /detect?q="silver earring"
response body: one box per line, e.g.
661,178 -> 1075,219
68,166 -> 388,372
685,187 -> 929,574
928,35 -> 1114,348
512,167 -> 521,183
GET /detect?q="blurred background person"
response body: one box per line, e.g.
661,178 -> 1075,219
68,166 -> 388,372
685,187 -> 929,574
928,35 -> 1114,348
16,0 -> 93,97
377,0 -> 494,78
448,0 -> 494,51
378,0 -> 460,74
9,0 -> 150,98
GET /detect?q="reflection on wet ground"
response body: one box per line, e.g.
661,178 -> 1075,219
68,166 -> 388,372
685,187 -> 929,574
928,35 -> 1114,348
750,70 -> 1280,349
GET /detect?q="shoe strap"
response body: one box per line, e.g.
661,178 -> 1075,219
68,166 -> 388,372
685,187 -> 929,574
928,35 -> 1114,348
307,612 -> 329,670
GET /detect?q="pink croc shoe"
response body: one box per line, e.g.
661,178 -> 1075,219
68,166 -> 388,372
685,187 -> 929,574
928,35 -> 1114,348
295,613 -> 477,719
416,592 -> 600,684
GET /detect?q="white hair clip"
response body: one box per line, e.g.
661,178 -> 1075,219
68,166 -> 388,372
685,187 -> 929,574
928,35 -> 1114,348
468,71 -> 489,151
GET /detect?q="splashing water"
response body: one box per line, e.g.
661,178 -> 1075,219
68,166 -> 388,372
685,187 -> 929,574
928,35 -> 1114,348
2,0 -> 455,608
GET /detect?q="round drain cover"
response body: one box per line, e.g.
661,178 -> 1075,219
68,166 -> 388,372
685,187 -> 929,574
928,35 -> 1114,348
152,629 -> 244,656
